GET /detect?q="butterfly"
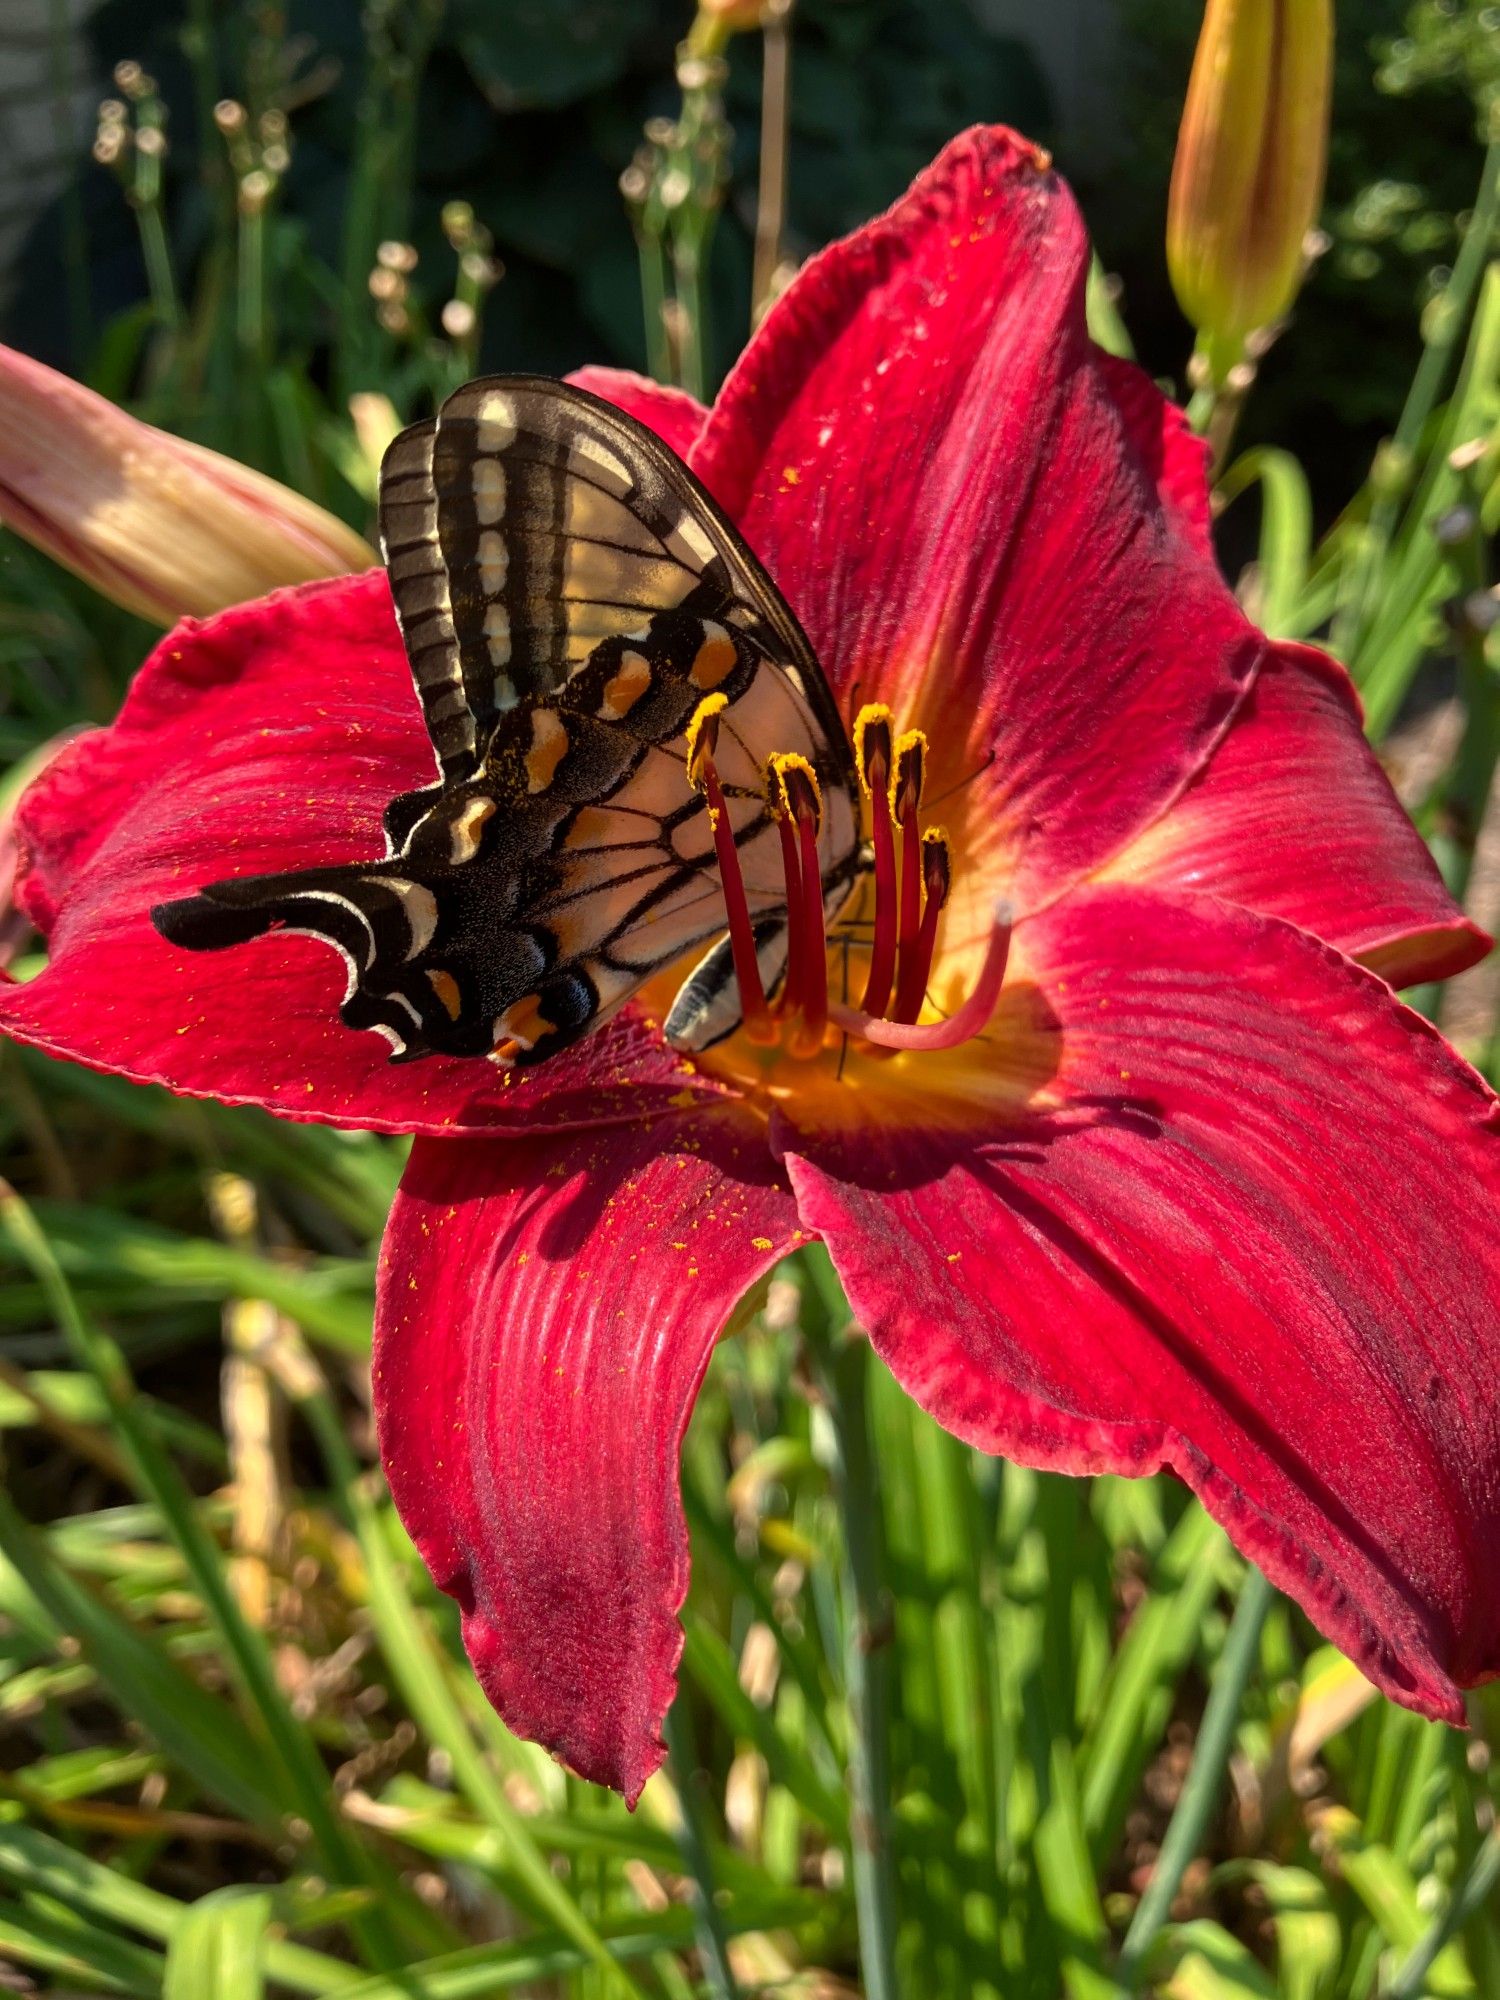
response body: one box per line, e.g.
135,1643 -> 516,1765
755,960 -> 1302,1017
152,376 -> 861,1067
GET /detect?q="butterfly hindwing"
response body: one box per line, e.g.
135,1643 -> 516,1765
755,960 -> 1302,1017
156,377 -> 860,1067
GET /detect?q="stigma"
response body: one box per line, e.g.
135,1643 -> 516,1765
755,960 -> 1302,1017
685,697 -> 1012,1060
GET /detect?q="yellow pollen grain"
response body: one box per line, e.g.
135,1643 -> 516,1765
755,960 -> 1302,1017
690,625 -> 738,690
598,650 -> 652,719
669,1088 -> 698,1108
752,1235 -> 773,1251
525,710 -> 569,793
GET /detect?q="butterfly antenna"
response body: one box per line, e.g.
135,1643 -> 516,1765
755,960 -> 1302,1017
926,746 -> 996,812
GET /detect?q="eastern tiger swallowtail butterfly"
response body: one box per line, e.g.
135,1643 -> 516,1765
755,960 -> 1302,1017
153,376 -> 862,1067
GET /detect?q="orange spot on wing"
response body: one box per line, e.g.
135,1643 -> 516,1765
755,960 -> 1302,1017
690,629 -> 738,690
427,969 -> 462,1019
599,650 -> 652,719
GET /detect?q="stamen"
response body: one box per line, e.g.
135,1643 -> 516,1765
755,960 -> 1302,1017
830,901 -> 1013,1052
892,729 -> 927,1002
893,827 -> 949,1023
686,696 -> 776,1043
853,703 -> 898,1018
769,753 -> 828,1058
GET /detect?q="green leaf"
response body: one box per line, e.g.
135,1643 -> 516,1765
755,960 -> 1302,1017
1215,447 -> 1314,638
163,1888 -> 273,2000
1156,1919 -> 1279,1999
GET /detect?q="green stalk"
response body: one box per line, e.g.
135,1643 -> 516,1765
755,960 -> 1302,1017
0,1182 -> 407,1973
663,1701 -> 741,2000
751,0 -> 794,329
281,1354 -> 648,2000
1406,502 -> 1495,1025
1387,1827 -> 1500,1999
800,1251 -> 899,2000
1333,136 -> 1500,659
636,223 -> 673,385
1114,1566 -> 1275,1989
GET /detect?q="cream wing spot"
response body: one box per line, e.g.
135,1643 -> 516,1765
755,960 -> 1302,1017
474,458 -> 506,525
484,601 -> 512,668
570,432 -> 633,492
368,877 -> 439,958
447,796 -> 496,864
478,529 -> 508,594
666,510 -> 717,567
476,391 -> 518,452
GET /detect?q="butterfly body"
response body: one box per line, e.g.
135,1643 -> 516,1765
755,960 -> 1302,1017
154,378 -> 860,1066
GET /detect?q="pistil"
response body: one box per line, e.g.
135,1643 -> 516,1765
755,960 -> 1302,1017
893,729 -> 927,1005
893,827 -> 949,1024
831,901 -> 1014,1051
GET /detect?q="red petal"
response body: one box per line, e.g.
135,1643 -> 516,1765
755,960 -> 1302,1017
1103,642 -> 1490,984
1094,351 -> 1214,561
782,884 -> 1500,1719
566,366 -> 708,460
692,125 -> 1260,914
375,1110 -> 796,1801
1,574 -> 718,1134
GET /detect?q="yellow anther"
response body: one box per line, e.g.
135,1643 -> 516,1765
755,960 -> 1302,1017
852,701 -> 895,795
920,825 -> 951,900
891,728 -> 927,820
767,750 -> 821,828
685,692 -> 728,791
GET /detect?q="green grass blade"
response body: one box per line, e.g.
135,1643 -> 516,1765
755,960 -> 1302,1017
0,1183 -> 406,1967
163,1887 -> 273,2000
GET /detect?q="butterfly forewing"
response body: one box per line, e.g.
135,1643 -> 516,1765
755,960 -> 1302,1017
156,376 -> 859,1067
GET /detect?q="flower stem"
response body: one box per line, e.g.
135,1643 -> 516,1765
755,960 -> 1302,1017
1114,1565 -> 1275,1989
1333,135 -> 1500,661
663,1700 -> 742,2000
799,1250 -> 899,2000
1387,1825 -> 1500,1999
751,0 -> 794,327
1407,491 -> 1496,1025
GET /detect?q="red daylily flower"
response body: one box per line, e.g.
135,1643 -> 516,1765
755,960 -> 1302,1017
4,128 -> 1498,1805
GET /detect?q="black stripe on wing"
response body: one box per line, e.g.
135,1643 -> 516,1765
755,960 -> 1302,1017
378,375 -> 855,791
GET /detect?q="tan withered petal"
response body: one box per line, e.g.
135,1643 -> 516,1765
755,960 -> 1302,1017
1167,0 -> 1333,356
0,342 -> 375,623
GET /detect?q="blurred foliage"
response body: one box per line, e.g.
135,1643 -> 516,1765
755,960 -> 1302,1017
3,0 -> 1049,408
1093,0 -> 1499,482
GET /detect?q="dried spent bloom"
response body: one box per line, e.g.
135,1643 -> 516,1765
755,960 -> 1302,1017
2,130 -> 1497,1806
1168,0 -> 1334,367
0,344 -> 373,623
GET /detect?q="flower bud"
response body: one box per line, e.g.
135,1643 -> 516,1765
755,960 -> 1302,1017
1167,0 -> 1333,365
0,344 -> 374,624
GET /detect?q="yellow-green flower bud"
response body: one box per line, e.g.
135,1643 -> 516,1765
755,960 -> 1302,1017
1167,0 -> 1334,371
